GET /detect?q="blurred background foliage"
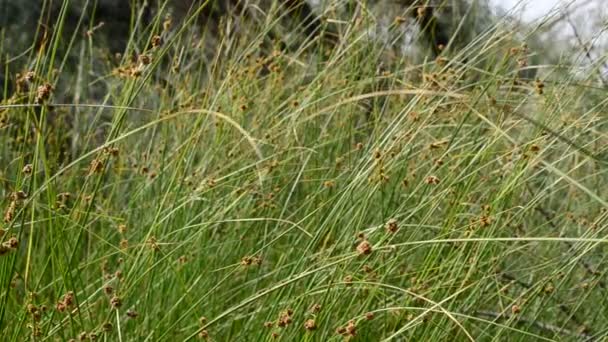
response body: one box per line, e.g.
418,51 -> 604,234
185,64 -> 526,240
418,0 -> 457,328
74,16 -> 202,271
0,0 -> 500,98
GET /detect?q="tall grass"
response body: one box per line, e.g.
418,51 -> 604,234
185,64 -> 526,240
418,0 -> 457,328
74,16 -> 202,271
1,1 -> 607,341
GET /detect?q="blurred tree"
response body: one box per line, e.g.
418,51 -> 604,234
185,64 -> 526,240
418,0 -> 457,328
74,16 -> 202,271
0,0 -> 496,61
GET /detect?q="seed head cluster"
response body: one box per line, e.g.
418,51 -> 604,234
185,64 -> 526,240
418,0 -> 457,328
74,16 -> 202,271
277,309 -> 293,328
336,320 -> 357,338
356,240 -> 372,255
56,291 -> 75,313
386,219 -> 399,233
304,319 -> 317,331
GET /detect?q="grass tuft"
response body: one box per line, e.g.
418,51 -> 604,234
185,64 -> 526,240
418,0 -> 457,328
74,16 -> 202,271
1,1 -> 608,340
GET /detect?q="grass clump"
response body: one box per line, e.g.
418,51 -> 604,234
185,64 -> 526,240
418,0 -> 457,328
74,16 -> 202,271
1,1 -> 608,341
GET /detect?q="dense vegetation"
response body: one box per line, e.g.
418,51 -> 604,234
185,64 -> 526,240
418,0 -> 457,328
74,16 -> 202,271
1,0 -> 607,340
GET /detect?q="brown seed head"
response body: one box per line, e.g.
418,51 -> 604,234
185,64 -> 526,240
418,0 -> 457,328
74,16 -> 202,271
416,6 -> 427,19
139,54 -> 152,65
63,291 -> 74,306
22,164 -> 33,175
535,79 -> 545,95
478,215 -> 493,227
151,35 -> 162,48
277,309 -> 293,327
89,159 -> 104,174
304,319 -> 317,331
386,219 -> 398,233
198,330 -> 209,339
511,304 -> 521,314
424,175 -> 440,185
55,301 -> 67,313
241,256 -> 253,266
10,191 -> 28,201
27,303 -> 38,314
309,303 -> 321,314
147,237 -> 160,251
25,71 -> 36,83
110,296 -> 122,309
4,236 -> 19,249
103,285 -> 113,296
163,17 -> 172,32
35,83 -> 53,103
102,322 -> 113,332
345,320 -> 357,336
117,224 -> 127,234
356,240 -> 372,255
4,201 -> 16,223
